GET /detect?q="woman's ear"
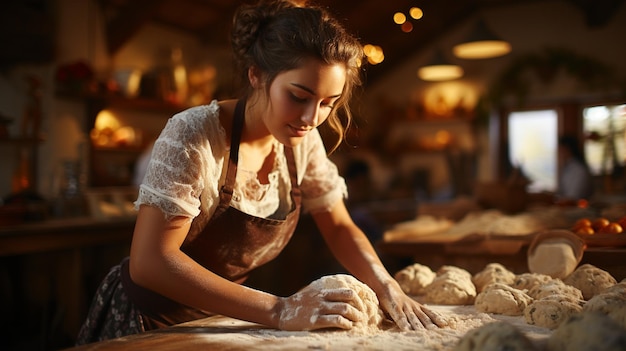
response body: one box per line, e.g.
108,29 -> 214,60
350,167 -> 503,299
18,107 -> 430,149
248,66 -> 261,88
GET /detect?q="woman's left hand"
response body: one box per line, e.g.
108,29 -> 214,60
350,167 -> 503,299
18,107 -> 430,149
377,279 -> 448,331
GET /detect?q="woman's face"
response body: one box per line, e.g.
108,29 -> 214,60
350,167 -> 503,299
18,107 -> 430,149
259,58 -> 346,147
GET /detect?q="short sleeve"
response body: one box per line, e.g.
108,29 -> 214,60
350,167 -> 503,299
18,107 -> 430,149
296,129 -> 348,213
135,102 -> 227,220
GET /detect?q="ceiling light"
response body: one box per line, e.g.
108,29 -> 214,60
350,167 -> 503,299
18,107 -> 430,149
453,19 -> 511,59
409,7 -> 423,20
417,51 -> 464,81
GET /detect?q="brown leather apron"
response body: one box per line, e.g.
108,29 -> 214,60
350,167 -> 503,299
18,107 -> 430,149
121,99 -> 302,330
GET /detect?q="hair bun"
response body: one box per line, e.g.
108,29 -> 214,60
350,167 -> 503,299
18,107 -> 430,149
231,0 -> 298,62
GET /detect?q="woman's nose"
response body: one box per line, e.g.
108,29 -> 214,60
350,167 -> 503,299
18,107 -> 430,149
301,104 -> 320,126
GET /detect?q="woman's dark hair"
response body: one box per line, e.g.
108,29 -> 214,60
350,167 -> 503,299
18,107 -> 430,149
230,0 -> 364,152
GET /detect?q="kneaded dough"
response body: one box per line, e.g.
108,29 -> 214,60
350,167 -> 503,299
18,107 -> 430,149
527,279 -> 584,301
474,283 -> 533,316
524,297 -> 583,329
563,264 -> 617,300
422,266 -> 476,305
309,274 -> 383,331
394,263 -> 436,295
472,263 -> 516,293
510,273 -> 553,292
584,284 -> 626,330
453,321 -> 538,351
547,311 -> 626,351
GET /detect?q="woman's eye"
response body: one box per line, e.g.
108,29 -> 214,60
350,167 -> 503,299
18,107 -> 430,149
290,94 -> 307,103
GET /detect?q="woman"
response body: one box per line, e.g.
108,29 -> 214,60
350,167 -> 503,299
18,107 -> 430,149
77,0 -> 446,343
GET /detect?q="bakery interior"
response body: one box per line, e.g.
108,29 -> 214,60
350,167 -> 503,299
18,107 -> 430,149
1,0 -> 626,349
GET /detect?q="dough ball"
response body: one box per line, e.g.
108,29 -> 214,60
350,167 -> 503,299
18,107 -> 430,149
393,263 -> 436,295
474,283 -> 533,316
453,321 -> 538,351
584,289 -> 626,330
524,297 -> 583,329
602,281 -> 626,295
423,266 -> 476,305
546,311 -> 626,351
437,265 -> 473,278
472,263 -> 516,293
563,264 -> 617,300
309,274 -> 383,331
527,279 -> 584,301
510,273 -> 553,292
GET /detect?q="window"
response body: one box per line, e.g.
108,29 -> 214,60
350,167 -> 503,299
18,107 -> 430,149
583,104 -> 626,176
507,109 -> 559,193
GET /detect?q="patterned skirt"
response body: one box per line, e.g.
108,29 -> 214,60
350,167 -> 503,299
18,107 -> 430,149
75,261 -> 144,345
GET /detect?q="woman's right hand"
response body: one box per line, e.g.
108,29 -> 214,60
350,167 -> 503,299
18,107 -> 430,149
276,282 -> 365,331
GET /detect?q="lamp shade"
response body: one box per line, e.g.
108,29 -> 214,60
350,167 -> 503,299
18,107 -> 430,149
417,50 -> 464,81
453,19 -> 511,59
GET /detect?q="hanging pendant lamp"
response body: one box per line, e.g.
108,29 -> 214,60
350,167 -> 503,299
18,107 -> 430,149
417,50 -> 464,81
453,19 -> 511,59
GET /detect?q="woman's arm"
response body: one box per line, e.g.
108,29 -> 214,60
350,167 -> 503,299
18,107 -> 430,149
129,204 -> 363,330
312,200 -> 448,330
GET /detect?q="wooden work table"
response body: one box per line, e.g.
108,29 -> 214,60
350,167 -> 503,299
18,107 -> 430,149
66,305 -> 552,351
0,216 -> 135,350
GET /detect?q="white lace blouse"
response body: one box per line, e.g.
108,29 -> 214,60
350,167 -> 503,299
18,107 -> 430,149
135,100 -> 347,237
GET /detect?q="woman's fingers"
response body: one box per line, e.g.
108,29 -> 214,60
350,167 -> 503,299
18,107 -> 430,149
322,288 -> 366,313
320,300 -> 364,323
313,314 -> 353,330
422,306 -> 448,328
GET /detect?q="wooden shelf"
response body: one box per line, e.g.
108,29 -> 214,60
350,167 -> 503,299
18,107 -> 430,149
57,91 -> 185,114
0,136 -> 45,145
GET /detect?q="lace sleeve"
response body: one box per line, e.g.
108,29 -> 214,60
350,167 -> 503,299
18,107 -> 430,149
135,102 -> 226,220
296,129 -> 348,213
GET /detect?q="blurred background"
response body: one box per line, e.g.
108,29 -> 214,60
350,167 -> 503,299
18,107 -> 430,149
1,0 -> 625,349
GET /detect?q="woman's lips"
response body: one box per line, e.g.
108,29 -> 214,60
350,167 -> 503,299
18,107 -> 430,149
288,125 -> 311,137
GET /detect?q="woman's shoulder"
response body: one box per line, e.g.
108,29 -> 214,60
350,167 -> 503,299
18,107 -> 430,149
170,100 -> 221,125
161,100 -> 224,140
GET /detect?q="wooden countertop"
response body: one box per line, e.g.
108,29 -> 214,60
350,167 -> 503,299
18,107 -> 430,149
0,216 -> 135,256
66,305 -> 552,351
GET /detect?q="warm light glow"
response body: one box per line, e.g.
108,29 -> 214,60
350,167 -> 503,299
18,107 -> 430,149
409,7 -> 423,20
417,65 -> 464,81
401,22 -> 413,33
126,70 -> 142,97
393,12 -> 406,24
94,110 -> 121,131
453,40 -> 511,59
435,130 -> 452,146
453,20 -> 512,59
364,44 -> 384,65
